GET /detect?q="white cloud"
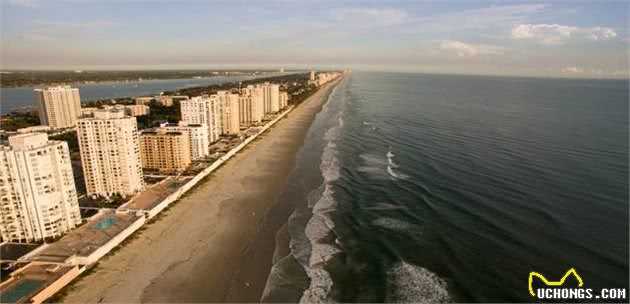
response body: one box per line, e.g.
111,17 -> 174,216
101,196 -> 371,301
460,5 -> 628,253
584,27 -> 617,40
512,24 -> 617,45
405,4 -> 547,33
561,65 -> 584,73
440,40 -> 504,57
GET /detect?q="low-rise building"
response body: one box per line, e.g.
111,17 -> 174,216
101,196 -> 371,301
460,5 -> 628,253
134,96 -> 154,105
101,105 -> 150,117
16,125 -> 51,134
80,107 -> 98,117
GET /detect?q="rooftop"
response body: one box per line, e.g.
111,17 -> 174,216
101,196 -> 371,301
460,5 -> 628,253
0,262 -> 78,304
28,211 -> 142,264
120,176 -> 192,212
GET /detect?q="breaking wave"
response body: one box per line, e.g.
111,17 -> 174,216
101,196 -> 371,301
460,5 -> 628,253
386,262 -> 451,303
299,78 -> 347,303
386,149 -> 409,180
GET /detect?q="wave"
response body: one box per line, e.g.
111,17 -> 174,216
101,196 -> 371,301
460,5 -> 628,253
372,217 -> 421,232
363,121 -> 377,131
386,262 -> 451,303
386,149 -> 408,179
357,153 -> 389,178
299,78 -> 348,303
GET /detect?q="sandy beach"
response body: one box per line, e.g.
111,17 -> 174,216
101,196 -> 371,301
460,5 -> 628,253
61,78 -> 342,303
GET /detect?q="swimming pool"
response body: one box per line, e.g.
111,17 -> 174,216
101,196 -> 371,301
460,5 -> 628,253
94,217 -> 117,230
1,279 -> 44,303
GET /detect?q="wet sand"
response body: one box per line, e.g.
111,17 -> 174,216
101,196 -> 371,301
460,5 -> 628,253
61,78 -> 342,303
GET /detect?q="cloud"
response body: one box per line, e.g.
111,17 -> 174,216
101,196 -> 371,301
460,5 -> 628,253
440,40 -> 504,57
404,4 -> 548,33
512,24 -> 617,45
561,65 -> 584,73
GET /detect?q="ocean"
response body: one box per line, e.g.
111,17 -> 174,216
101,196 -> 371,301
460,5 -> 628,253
261,72 -> 629,302
0,73 -> 285,114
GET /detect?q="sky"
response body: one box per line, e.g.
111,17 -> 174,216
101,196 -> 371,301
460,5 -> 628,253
1,0 -> 628,78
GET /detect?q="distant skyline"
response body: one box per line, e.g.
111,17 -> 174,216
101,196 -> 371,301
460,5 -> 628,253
1,0 -> 628,78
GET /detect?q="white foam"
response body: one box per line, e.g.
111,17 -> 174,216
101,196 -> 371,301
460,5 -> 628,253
386,149 -> 408,179
357,153 -> 389,179
299,77 -> 347,304
386,262 -> 451,303
372,217 -> 420,232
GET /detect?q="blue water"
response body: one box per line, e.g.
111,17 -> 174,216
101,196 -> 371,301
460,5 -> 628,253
263,72 -> 629,302
95,217 -> 117,230
0,73 -> 286,114
0,279 -> 44,303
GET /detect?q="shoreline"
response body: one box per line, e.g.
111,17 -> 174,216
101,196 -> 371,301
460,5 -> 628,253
60,77 -> 343,303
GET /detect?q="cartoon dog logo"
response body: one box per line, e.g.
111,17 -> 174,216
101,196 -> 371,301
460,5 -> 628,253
528,268 -> 584,296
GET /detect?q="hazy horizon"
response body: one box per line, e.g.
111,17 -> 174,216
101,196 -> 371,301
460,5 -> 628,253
1,0 -> 628,79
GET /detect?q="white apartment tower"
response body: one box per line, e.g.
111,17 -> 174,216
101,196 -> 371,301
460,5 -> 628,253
35,86 -> 82,129
180,96 -> 221,143
77,109 -> 144,199
159,122 -> 210,160
309,71 -> 316,81
0,133 -> 81,242
216,91 -> 241,135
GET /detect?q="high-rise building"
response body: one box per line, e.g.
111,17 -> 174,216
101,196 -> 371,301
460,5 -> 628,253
260,83 -> 280,113
238,85 -> 265,127
139,129 -> 191,174
279,91 -> 289,109
0,132 -> 81,242
77,109 -> 144,199
309,70 -> 316,81
180,96 -> 221,143
35,86 -> 82,129
159,122 -> 209,160
216,91 -> 241,135
238,95 -> 264,127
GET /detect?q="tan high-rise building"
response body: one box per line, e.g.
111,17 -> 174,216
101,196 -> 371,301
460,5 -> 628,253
139,129 -> 191,174
0,132 -> 81,242
77,109 -> 144,199
180,96 -> 221,143
260,83 -> 280,113
280,91 -> 289,109
35,86 -> 82,129
160,122 -> 209,160
216,91 -> 241,135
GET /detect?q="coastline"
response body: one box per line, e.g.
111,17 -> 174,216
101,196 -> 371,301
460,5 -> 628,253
60,77 -> 343,303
